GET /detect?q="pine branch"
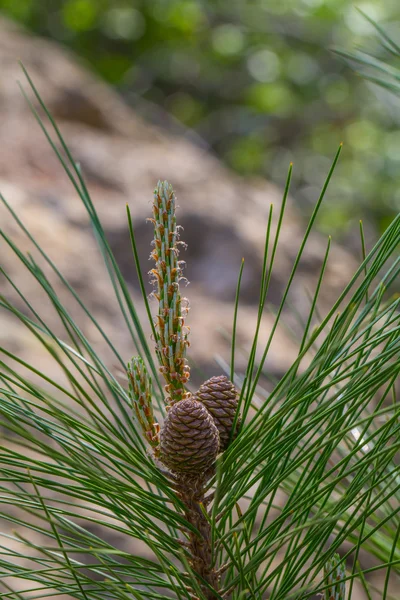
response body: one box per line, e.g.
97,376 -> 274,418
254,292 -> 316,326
0,66 -> 399,600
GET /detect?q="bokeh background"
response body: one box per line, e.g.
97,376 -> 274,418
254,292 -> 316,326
1,0 -> 399,243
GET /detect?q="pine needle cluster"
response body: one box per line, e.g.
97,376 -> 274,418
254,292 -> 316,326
0,61 -> 399,600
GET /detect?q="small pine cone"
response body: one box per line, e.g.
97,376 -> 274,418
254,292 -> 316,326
160,399 -> 220,475
195,375 -> 240,451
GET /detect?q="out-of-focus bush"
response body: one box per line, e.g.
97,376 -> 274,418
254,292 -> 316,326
1,0 -> 399,240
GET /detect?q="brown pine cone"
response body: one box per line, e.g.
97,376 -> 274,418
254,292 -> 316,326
195,375 -> 240,452
160,399 -> 220,475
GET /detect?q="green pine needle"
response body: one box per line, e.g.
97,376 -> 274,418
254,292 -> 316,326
0,65 -> 399,599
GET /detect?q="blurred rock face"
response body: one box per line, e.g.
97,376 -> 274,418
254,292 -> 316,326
0,18 -> 357,388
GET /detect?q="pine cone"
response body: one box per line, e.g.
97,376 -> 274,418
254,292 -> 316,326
195,375 -> 240,451
160,399 -> 220,475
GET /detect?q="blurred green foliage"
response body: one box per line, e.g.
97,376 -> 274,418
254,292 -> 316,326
1,0 -> 399,239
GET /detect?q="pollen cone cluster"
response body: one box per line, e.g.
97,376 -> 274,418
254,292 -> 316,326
324,554 -> 346,600
195,375 -> 240,451
127,357 -> 160,453
160,399 -> 219,475
149,180 -> 190,406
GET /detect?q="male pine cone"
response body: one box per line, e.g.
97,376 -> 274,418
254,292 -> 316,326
160,399 -> 220,475
195,375 -> 239,452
